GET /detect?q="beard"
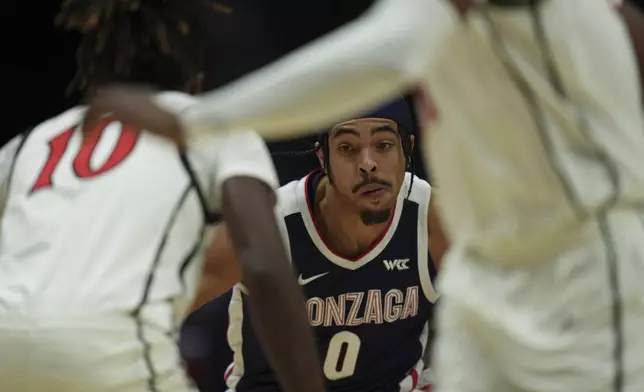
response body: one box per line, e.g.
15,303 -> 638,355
359,208 -> 392,225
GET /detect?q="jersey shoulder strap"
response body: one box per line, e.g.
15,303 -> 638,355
404,173 -> 431,209
404,175 -> 438,303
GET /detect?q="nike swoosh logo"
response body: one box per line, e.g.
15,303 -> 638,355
298,272 -> 329,285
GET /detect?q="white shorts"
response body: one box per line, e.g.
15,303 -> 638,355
433,209 -> 644,392
0,314 -> 196,392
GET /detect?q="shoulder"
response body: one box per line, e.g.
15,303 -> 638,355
153,91 -> 197,113
156,91 -> 270,169
2,106 -> 85,161
0,135 -> 24,159
192,130 -> 279,211
402,173 -> 431,206
0,107 -> 83,187
33,107 -> 86,137
0,135 -> 26,182
276,178 -> 304,218
200,130 -> 278,187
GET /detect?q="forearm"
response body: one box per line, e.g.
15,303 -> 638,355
241,251 -> 325,392
181,0 -> 457,139
222,176 -> 324,392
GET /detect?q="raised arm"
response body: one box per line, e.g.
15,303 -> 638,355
180,0 -> 457,138
82,0 -> 459,144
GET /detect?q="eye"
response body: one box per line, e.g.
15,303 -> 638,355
377,141 -> 395,151
337,144 -> 355,154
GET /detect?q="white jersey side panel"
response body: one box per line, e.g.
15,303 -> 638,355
0,92 -> 278,330
423,0 -> 644,264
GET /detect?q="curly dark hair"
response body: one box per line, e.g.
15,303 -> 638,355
56,0 -> 232,95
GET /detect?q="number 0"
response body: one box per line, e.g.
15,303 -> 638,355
323,331 -> 361,380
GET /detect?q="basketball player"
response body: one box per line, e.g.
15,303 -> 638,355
200,97 -> 447,392
0,1 -> 324,392
84,0 -> 644,391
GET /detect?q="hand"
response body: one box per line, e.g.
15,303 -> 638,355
83,84 -> 187,149
450,0 -> 475,15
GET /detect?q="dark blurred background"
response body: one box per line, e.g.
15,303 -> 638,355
3,0 -> 380,183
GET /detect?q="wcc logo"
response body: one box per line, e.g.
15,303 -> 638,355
382,258 -> 410,271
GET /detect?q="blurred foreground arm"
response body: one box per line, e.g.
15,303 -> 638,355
219,177 -> 324,392
189,131 -> 324,392
181,0 -> 457,138
82,0 -> 459,144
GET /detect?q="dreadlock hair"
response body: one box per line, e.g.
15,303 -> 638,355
56,0 -> 232,95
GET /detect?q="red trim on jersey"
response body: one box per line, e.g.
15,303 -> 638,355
224,366 -> 234,382
303,170 -> 397,262
410,368 -> 419,389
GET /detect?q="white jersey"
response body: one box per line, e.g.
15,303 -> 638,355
422,0 -> 644,265
0,91 -> 278,330
181,0 -> 643,266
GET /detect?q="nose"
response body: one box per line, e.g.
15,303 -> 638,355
358,148 -> 377,174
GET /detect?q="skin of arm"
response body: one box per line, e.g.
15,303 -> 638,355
190,223 -> 241,312
214,176 -> 324,392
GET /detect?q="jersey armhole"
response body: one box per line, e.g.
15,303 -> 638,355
178,150 -> 221,225
415,182 -> 439,303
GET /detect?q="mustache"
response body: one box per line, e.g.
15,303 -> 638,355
352,177 -> 393,193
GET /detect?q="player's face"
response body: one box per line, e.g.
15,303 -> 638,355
325,118 -> 406,219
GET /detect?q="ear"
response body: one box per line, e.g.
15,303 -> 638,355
410,135 -> 415,151
315,147 -> 325,171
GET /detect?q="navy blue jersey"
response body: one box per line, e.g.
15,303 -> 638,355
226,171 -> 438,392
